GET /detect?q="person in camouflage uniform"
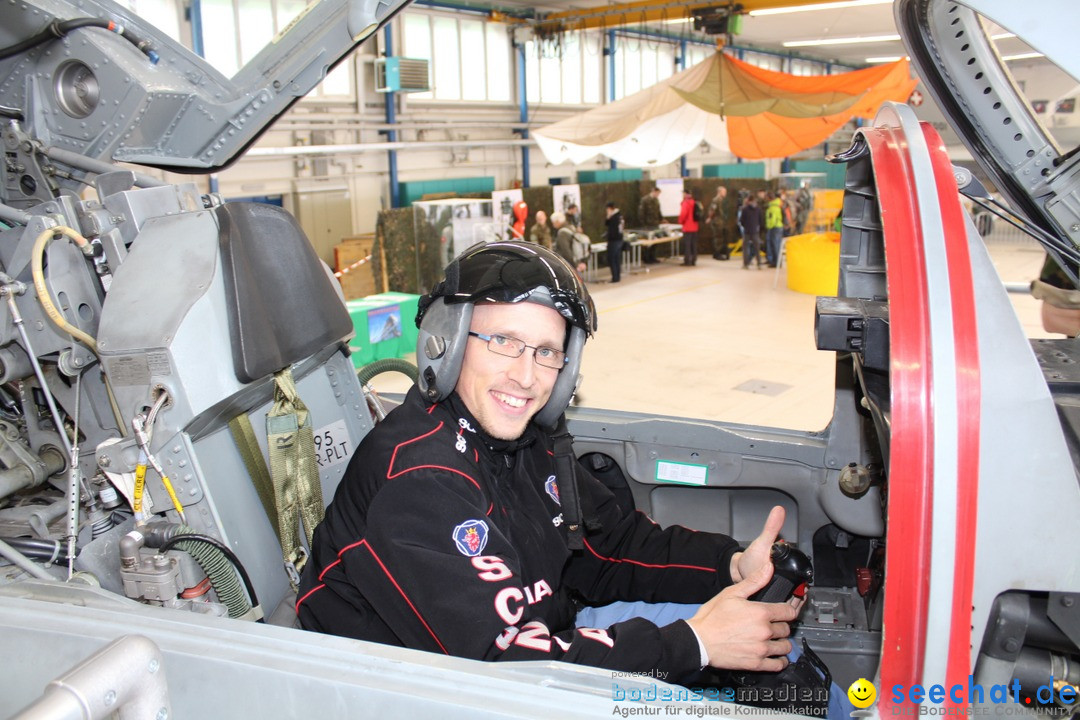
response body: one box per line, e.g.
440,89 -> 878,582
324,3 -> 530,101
707,185 -> 730,260
529,210 -> 552,249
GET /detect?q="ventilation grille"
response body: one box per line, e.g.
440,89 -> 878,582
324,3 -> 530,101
375,57 -> 430,93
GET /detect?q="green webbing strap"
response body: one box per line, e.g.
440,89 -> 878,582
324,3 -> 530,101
266,367 -> 323,586
228,367 -> 323,588
228,414 -> 280,540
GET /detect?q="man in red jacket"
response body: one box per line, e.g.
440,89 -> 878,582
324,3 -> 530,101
679,188 -> 700,266
298,242 -> 797,682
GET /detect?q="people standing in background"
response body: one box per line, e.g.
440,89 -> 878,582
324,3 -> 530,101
764,191 -> 784,268
638,186 -> 663,264
781,191 -> 797,238
566,203 -> 582,231
679,188 -> 700,267
552,211 -> 587,277
739,194 -> 763,270
604,202 -> 625,283
530,210 -> 552,249
796,181 -> 814,234
707,185 -> 730,260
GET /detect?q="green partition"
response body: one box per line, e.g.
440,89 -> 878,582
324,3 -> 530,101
577,168 -> 643,184
398,177 -> 495,207
702,162 -> 766,179
792,160 -> 846,189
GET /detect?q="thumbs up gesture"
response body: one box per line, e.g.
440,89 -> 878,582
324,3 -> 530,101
686,561 -> 800,671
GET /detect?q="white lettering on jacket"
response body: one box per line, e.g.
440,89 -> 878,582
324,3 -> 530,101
472,556 -> 553,627
472,555 -> 513,582
493,579 -> 554,625
494,621 -> 554,653
578,627 -> 615,648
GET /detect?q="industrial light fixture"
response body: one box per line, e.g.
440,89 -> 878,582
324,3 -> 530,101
673,5 -> 744,35
749,0 -> 891,17
865,55 -> 909,63
784,34 -> 900,48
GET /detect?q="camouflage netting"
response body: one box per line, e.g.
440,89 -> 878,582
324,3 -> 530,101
374,207 -> 420,295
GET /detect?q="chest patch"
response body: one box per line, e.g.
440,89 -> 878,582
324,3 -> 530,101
452,519 -> 490,557
544,475 -> 560,505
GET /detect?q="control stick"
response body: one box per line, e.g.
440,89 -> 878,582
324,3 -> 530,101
750,541 -> 813,603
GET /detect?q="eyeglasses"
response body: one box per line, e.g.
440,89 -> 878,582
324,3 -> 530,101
468,332 -> 567,370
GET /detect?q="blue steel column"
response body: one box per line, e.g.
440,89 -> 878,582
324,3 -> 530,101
384,25 -> 400,207
608,30 -> 617,170
517,41 -> 530,187
678,40 -> 688,178
189,0 -> 218,194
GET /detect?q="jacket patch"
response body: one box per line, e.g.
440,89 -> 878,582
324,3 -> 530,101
453,519 -> 490,556
544,475 -> 560,505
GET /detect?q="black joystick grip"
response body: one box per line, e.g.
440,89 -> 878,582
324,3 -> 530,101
749,542 -> 814,603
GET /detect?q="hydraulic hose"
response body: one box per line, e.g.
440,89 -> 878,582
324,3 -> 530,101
0,537 -> 56,580
0,536 -> 71,563
358,358 -> 418,421
0,17 -> 159,63
143,522 -> 258,621
356,357 -> 418,385
31,226 -> 99,354
28,226 -> 127,436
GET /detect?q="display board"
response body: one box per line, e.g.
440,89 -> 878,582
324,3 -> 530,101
655,178 -> 685,219
491,188 -> 525,241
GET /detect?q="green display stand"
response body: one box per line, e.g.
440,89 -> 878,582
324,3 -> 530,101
346,292 -> 421,369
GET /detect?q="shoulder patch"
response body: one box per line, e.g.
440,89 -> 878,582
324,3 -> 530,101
544,475 -> 561,505
453,519 -> 490,557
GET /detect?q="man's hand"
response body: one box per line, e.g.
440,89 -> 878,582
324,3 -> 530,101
729,505 -> 786,583
686,562 -> 799,671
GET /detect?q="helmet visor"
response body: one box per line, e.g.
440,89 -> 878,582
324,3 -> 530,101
420,241 -> 596,335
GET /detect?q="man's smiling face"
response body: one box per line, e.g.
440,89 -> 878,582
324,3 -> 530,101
456,302 -> 566,440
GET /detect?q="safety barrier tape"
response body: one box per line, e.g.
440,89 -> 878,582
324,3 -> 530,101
334,254 -> 372,278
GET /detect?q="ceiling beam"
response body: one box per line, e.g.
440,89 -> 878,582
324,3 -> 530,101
508,0 -> 832,33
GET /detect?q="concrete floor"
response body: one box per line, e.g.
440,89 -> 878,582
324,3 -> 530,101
368,235 -> 1056,432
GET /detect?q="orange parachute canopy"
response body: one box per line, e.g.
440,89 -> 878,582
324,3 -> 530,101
534,52 -> 919,164
717,55 -> 919,158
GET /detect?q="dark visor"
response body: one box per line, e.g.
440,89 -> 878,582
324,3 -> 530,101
418,241 -> 596,335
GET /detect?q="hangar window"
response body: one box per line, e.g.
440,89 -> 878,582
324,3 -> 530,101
141,0 -> 353,99
525,32 -> 604,106
685,45 -> 712,70
613,36 -> 678,100
742,50 -> 783,71
402,11 -> 514,103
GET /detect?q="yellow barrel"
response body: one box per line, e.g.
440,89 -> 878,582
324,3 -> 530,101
785,231 -> 840,296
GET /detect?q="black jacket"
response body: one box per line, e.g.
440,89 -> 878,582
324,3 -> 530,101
297,387 -> 741,681
605,210 -> 624,244
738,203 -> 763,235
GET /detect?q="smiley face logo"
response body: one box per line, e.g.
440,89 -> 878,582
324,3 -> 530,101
847,678 -> 877,709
